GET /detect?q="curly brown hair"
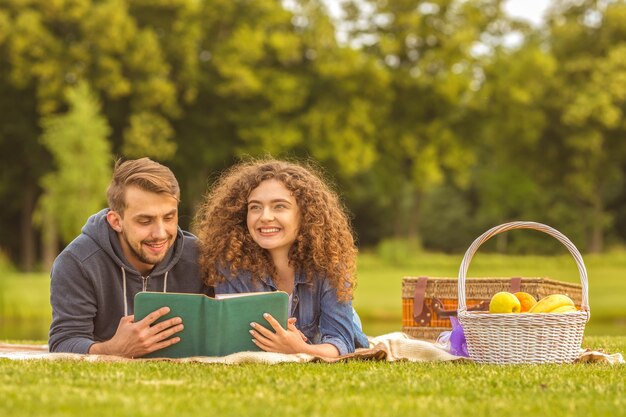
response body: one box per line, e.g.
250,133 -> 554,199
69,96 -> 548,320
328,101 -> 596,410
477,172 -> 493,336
193,158 -> 357,302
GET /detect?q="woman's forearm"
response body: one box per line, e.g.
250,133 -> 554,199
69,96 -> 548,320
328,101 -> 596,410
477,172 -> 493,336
301,342 -> 340,358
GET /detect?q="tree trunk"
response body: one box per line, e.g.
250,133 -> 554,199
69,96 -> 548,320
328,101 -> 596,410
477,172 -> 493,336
41,211 -> 59,272
392,193 -> 404,238
407,189 -> 421,239
20,181 -> 36,272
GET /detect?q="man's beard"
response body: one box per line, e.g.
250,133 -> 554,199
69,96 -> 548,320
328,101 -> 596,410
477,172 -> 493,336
123,233 -> 174,267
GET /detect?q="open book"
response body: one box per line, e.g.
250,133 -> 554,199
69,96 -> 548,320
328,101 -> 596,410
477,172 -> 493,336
134,291 -> 289,358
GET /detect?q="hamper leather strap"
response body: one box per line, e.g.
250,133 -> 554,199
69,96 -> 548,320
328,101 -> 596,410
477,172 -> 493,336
510,277 -> 522,293
412,277 -> 429,324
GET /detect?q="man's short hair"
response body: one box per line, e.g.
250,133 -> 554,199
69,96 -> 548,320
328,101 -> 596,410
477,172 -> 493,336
107,157 -> 180,213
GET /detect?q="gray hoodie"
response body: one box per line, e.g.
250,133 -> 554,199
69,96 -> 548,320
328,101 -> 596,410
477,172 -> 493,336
49,208 -> 210,353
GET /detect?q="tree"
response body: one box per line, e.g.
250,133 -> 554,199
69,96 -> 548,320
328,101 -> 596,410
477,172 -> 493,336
34,82 -> 112,268
543,0 -> 626,251
171,0 -> 391,223
467,33 -> 563,251
0,0 -> 194,267
339,0 -> 510,239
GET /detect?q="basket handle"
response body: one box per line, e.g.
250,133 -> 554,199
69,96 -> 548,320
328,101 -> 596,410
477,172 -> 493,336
457,221 -> 590,313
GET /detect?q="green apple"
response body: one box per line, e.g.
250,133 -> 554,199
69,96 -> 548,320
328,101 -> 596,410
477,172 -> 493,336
489,291 -> 522,313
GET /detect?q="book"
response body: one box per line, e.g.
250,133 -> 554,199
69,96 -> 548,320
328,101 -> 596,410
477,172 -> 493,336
134,291 -> 289,358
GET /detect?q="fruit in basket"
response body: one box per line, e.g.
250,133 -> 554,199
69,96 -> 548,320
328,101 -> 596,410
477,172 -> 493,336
528,294 -> 575,313
513,291 -> 537,312
550,305 -> 577,313
489,292 -> 521,313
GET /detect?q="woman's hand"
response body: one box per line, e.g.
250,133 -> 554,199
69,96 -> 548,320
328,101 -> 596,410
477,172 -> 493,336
288,317 -> 308,343
250,314 -> 308,354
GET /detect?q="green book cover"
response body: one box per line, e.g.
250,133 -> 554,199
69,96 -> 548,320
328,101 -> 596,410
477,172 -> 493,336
134,291 -> 289,358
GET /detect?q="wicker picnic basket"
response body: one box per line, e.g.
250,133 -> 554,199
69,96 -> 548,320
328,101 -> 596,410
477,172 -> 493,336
457,221 -> 590,364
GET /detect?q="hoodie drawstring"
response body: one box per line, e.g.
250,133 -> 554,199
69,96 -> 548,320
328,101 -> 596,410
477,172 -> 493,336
122,267 -> 128,316
121,267 -> 170,317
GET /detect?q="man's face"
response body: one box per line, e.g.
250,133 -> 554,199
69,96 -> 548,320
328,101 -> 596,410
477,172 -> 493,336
106,186 -> 178,275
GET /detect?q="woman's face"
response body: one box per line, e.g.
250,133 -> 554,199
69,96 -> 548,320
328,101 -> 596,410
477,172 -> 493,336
246,179 -> 301,257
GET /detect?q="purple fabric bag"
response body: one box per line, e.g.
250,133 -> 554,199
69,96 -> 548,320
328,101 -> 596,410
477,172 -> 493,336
448,316 -> 468,357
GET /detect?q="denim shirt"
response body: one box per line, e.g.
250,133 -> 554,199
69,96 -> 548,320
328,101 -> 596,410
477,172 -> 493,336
215,270 -> 368,356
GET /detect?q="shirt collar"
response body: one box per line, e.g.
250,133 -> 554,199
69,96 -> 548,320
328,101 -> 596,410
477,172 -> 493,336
259,269 -> 311,288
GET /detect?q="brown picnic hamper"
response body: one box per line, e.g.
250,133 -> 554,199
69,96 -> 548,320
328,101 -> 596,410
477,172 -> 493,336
457,221 -> 590,364
402,276 -> 583,341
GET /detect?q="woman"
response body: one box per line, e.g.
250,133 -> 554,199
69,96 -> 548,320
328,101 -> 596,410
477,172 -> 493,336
194,159 -> 368,357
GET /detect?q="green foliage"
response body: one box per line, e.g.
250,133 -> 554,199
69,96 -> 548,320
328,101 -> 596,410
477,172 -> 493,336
541,0 -> 626,252
335,0 -> 507,239
4,0 -> 626,266
34,82 -> 112,244
419,184 -> 479,252
0,10 -> 9,45
2,0 -> 182,147
123,112 -> 176,160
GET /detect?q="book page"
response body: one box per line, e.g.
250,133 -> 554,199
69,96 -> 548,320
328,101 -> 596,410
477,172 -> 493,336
215,291 -> 278,299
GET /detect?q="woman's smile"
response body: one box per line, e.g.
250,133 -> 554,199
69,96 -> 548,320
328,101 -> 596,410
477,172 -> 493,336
259,227 -> 281,234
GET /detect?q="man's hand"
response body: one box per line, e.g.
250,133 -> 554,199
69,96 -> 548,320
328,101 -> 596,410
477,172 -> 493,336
88,307 -> 183,358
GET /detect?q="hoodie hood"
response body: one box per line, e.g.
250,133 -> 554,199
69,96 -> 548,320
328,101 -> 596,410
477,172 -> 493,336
82,208 -> 187,277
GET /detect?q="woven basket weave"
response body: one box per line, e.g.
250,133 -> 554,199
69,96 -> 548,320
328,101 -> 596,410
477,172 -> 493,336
457,221 -> 590,364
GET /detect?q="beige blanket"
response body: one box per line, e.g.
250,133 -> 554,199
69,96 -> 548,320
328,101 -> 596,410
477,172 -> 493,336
1,332 -> 623,365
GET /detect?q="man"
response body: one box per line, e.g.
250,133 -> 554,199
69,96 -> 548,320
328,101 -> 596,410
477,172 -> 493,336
49,158 -> 210,357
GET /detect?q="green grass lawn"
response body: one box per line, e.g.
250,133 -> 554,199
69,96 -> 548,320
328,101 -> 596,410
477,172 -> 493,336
1,335 -> 624,417
0,272 -> 52,341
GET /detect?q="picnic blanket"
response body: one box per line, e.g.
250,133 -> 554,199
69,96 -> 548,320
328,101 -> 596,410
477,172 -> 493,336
0,332 -> 623,365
